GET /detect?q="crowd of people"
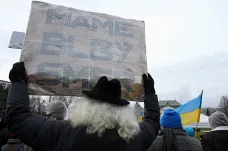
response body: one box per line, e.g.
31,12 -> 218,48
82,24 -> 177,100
0,62 -> 228,151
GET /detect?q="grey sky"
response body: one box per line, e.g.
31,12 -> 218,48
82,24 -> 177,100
1,0 -> 228,107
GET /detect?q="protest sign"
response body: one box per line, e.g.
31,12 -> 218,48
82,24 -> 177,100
20,1 -> 147,101
9,31 -> 25,49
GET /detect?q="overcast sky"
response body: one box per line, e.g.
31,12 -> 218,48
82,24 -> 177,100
1,0 -> 228,107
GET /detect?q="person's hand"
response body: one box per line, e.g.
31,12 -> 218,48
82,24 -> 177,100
9,62 -> 28,84
142,73 -> 155,95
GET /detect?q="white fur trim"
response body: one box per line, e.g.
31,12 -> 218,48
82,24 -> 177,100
205,126 -> 228,132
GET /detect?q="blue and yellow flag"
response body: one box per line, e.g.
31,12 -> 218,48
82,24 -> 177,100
137,111 -> 144,121
175,91 -> 203,126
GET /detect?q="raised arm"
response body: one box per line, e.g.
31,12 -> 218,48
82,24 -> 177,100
6,62 -> 66,151
140,73 -> 160,150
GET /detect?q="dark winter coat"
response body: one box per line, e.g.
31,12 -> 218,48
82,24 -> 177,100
6,81 -> 160,151
201,126 -> 228,151
0,111 -> 11,149
0,128 -> 11,149
147,128 -> 202,151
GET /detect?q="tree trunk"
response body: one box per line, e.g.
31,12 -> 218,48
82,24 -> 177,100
49,96 -> 52,103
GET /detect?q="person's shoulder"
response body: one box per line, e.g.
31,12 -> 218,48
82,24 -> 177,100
205,130 -> 228,138
200,132 -> 213,144
152,135 -> 163,144
178,136 -> 202,150
187,136 -> 201,143
177,135 -> 200,145
148,135 -> 163,151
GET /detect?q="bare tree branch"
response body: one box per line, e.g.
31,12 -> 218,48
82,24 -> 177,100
219,95 -> 228,108
29,95 -> 47,115
219,95 -> 228,117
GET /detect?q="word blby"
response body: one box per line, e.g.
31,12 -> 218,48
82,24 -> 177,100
42,33 -> 133,63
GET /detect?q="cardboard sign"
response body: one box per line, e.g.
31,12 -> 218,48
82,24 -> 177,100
20,1 -> 147,100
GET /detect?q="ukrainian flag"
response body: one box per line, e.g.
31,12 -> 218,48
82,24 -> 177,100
137,111 -> 144,121
175,91 -> 203,126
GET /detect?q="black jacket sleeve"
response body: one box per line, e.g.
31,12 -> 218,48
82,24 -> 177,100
140,93 -> 160,150
6,81 -> 66,151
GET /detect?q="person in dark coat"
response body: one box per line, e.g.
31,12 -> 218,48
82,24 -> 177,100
201,111 -> 228,151
0,111 -> 11,149
0,128 -> 10,149
6,62 -> 160,151
147,109 -> 202,151
1,101 -> 67,151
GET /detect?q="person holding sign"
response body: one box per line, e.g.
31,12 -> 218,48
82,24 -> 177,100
5,62 -> 160,151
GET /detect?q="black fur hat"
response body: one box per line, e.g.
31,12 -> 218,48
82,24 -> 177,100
82,76 -> 130,106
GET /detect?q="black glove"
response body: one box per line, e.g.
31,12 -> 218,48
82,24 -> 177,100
142,73 -> 155,95
9,62 -> 28,84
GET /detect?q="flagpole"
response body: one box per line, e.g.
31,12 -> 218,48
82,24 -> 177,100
195,90 -> 203,138
195,122 -> 199,138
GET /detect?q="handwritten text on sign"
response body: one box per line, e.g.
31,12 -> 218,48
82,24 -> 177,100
20,1 -> 147,100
